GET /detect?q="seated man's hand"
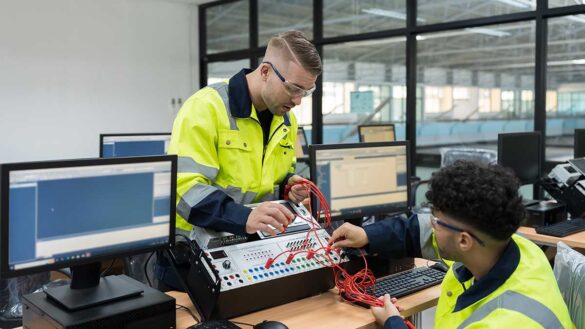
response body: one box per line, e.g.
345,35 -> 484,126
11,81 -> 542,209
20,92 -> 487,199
286,175 -> 309,204
371,294 -> 402,326
328,222 -> 368,249
246,202 -> 295,236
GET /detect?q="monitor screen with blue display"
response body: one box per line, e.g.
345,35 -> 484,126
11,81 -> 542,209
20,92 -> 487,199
1,156 -> 176,278
309,141 -> 410,222
100,133 -> 171,158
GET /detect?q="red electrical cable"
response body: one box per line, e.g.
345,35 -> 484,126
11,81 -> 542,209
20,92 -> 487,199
282,178 -> 415,326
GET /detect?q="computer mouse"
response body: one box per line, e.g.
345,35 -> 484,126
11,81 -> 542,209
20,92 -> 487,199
429,262 -> 449,273
253,320 -> 289,329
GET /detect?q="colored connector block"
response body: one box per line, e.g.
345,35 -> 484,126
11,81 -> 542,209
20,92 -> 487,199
286,254 -> 295,264
264,258 -> 274,269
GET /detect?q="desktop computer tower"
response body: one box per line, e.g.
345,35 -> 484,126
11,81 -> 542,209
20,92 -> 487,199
21,275 -> 176,329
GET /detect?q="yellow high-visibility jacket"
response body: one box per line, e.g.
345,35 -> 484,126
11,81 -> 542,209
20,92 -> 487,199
363,214 -> 574,329
168,69 -> 297,234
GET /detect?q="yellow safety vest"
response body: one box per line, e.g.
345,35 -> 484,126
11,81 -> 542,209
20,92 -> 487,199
168,79 -> 297,232
434,235 -> 574,329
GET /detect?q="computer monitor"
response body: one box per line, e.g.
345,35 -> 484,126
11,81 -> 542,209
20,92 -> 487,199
575,129 -> 585,158
295,127 -> 309,159
309,141 -> 410,222
498,132 -> 542,185
0,156 -> 176,311
358,124 -> 396,143
100,133 -> 171,158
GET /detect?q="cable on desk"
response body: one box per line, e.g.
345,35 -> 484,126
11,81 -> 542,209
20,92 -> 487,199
144,251 -> 156,287
231,320 -> 254,327
176,303 -> 201,323
101,258 -> 116,277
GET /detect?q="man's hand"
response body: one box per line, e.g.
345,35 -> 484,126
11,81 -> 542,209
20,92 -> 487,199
286,175 -> 309,204
328,222 -> 369,249
246,202 -> 295,235
371,294 -> 402,326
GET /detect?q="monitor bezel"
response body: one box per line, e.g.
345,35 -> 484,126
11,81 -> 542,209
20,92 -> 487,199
99,133 -> 171,158
575,129 -> 585,159
497,131 -> 542,185
0,155 -> 177,278
357,124 -> 396,143
308,141 -> 410,222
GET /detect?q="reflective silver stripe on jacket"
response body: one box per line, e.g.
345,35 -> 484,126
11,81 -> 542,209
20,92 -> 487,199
216,185 -> 258,204
456,290 -> 564,329
417,213 -> 438,260
177,183 -> 219,219
177,156 -> 219,180
207,82 -> 238,130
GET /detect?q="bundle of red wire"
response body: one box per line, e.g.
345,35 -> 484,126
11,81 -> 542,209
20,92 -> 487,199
279,179 -> 377,306
278,179 -> 416,329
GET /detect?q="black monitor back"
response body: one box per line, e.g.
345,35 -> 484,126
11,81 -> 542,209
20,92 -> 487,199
497,132 -> 542,185
575,129 -> 585,158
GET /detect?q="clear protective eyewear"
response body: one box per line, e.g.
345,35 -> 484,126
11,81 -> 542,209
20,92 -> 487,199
430,211 -> 486,247
262,61 -> 316,98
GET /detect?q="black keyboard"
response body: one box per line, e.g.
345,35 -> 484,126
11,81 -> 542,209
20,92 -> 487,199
188,320 -> 241,329
367,267 -> 445,299
535,218 -> 585,237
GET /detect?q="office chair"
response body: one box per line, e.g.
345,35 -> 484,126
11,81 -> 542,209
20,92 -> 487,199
554,242 -> 585,329
0,272 -> 51,328
409,148 -> 497,211
440,147 -> 497,167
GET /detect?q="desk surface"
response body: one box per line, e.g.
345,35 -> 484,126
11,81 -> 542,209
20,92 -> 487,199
517,226 -> 585,249
15,261 -> 440,329
171,259 -> 441,329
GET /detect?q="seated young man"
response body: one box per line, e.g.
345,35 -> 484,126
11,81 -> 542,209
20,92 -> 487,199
330,161 -> 573,329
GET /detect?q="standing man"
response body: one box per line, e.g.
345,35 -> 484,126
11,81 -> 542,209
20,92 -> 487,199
329,161 -> 573,329
169,31 -> 321,237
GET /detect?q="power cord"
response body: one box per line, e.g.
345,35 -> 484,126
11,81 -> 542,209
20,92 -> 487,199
101,258 -> 116,277
176,303 -> 200,323
231,320 -> 254,327
144,251 -> 156,287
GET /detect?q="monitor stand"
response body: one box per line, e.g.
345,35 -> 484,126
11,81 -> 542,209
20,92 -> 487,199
45,262 -> 143,311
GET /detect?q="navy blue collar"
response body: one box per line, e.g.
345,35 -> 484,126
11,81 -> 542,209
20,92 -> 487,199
453,239 -> 520,312
227,68 -> 290,126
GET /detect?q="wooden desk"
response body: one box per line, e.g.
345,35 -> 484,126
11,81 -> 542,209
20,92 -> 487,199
517,226 -> 585,250
171,259 -> 441,329
17,262 -> 441,329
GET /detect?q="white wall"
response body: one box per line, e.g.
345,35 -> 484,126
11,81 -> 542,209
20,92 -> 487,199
0,0 -> 199,163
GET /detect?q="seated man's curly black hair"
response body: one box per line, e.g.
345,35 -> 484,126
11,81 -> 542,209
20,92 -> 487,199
425,160 -> 525,241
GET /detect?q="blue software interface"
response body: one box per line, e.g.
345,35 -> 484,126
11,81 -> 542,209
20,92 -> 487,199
102,134 -> 171,157
314,145 -> 408,218
8,161 -> 172,271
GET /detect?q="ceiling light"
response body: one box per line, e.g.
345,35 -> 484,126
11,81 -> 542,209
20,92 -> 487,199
572,59 -> 585,65
493,0 -> 533,8
567,15 -> 585,24
465,27 -> 511,37
362,8 -> 426,22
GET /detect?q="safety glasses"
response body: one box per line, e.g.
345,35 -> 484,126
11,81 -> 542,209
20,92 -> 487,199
262,61 -> 316,98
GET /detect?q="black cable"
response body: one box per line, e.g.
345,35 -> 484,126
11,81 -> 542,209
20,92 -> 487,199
176,303 -> 200,323
231,320 -> 255,327
101,258 -> 116,277
144,251 -> 156,287
176,233 -> 191,243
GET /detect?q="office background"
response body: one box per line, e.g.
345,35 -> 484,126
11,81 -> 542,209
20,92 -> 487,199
200,0 -> 585,180
2,0 -> 585,177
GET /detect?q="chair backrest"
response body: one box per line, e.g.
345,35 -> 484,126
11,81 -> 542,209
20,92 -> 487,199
440,147 -> 497,167
554,241 -> 585,328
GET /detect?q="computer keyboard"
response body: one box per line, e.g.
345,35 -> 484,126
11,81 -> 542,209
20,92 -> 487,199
535,218 -> 585,237
367,266 -> 445,299
188,319 -> 241,329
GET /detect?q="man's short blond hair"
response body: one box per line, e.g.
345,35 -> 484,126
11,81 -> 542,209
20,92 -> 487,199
267,31 -> 322,77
